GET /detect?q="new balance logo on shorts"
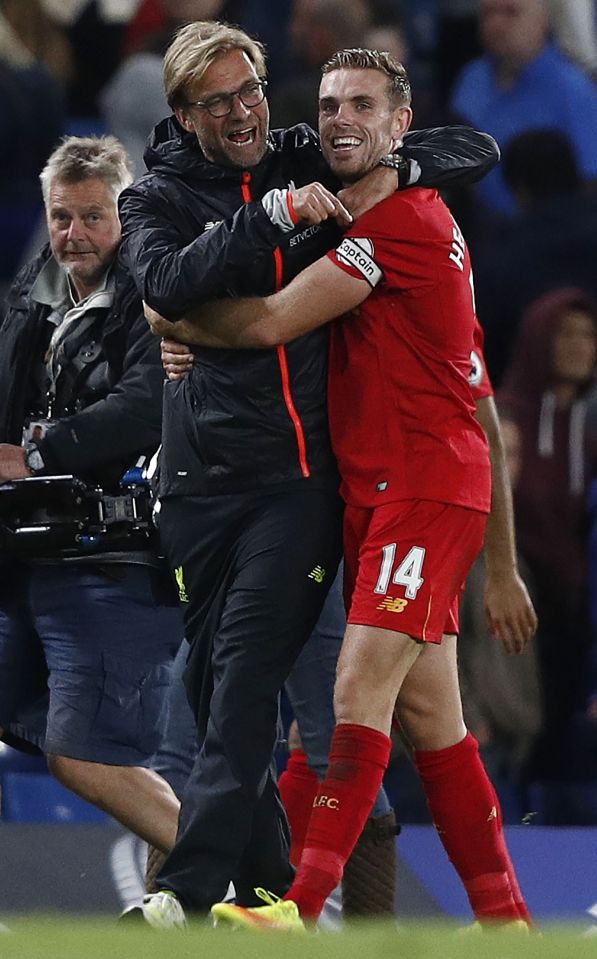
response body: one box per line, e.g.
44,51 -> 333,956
376,595 -> 409,613
308,565 -> 326,583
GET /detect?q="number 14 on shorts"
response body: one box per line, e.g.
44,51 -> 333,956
374,544 -> 426,599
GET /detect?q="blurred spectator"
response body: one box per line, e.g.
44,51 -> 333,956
459,406 -> 543,816
363,22 -> 408,63
396,0 -> 438,107
124,0 -> 230,54
449,0 -> 597,217
0,1 -> 66,289
101,1 -> 235,175
60,0 -> 131,117
435,0 -> 482,108
474,129 -> 597,385
268,0 -> 373,129
547,0 -> 597,78
0,0 -> 73,87
231,1 -> 294,82
498,287 -> 597,786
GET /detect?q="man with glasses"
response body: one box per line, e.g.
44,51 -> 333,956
118,20 -> 499,927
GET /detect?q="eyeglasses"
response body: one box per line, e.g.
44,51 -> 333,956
186,79 -> 268,118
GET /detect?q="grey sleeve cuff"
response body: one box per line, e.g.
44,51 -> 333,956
261,188 -> 296,232
406,159 -> 422,186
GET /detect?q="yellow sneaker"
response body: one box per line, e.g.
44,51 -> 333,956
458,919 -> 530,935
211,888 -> 306,933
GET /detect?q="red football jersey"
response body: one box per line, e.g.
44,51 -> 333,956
326,187 -> 491,512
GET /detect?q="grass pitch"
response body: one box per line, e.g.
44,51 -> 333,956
0,918 -> 592,959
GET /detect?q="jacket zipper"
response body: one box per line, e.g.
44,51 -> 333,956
241,171 -> 310,477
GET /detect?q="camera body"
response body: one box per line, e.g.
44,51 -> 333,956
0,475 -> 153,557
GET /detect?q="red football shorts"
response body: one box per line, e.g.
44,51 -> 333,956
343,499 -> 487,644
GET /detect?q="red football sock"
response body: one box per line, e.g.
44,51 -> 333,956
284,723 -> 391,920
278,749 -> 319,867
488,780 -> 533,923
414,732 -> 529,923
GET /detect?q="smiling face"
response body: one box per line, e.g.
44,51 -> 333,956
318,67 -> 412,183
175,48 -> 269,169
47,176 -> 121,301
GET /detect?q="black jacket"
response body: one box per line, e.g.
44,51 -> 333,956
119,119 -> 498,497
0,245 -> 164,491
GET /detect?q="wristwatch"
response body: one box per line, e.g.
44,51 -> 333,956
25,445 -> 45,475
378,153 -> 411,186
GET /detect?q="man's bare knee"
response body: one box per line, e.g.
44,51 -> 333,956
47,752 -> 77,782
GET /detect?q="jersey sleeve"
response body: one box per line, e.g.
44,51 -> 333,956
326,196 -> 413,288
326,193 -> 441,292
326,234 -> 384,287
469,318 -> 494,399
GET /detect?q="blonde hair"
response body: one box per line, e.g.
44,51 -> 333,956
163,20 -> 267,110
39,135 -> 134,207
322,47 -> 411,106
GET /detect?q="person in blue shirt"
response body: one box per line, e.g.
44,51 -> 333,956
450,0 -> 597,217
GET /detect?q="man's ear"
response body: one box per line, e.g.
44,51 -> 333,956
392,106 -> 413,147
175,107 -> 195,133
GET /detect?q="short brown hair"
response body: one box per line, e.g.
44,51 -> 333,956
39,135 -> 133,207
163,20 -> 267,110
321,48 -> 411,107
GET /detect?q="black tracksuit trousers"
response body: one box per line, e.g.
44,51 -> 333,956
156,482 -> 343,911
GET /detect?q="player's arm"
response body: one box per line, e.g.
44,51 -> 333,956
144,255 -> 372,348
119,181 -> 351,318
475,394 -> 538,655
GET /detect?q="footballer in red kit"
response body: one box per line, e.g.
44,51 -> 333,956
326,189 -> 491,641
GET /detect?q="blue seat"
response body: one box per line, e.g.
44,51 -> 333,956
0,742 -> 46,774
64,116 -> 108,137
1,771 -> 111,823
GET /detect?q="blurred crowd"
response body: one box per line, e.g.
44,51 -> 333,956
2,0 -> 597,826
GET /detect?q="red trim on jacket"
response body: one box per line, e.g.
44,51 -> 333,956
241,172 -> 310,478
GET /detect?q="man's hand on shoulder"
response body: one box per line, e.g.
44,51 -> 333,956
0,444 -> 32,482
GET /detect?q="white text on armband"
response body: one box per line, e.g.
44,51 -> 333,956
335,237 -> 382,286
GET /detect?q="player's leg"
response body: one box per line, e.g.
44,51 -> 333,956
145,635 -> 197,889
283,565 -> 399,917
213,621 -> 420,929
277,720 -> 318,867
397,637 -> 530,923
34,563 -> 181,851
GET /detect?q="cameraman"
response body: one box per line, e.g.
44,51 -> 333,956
0,136 -> 181,853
